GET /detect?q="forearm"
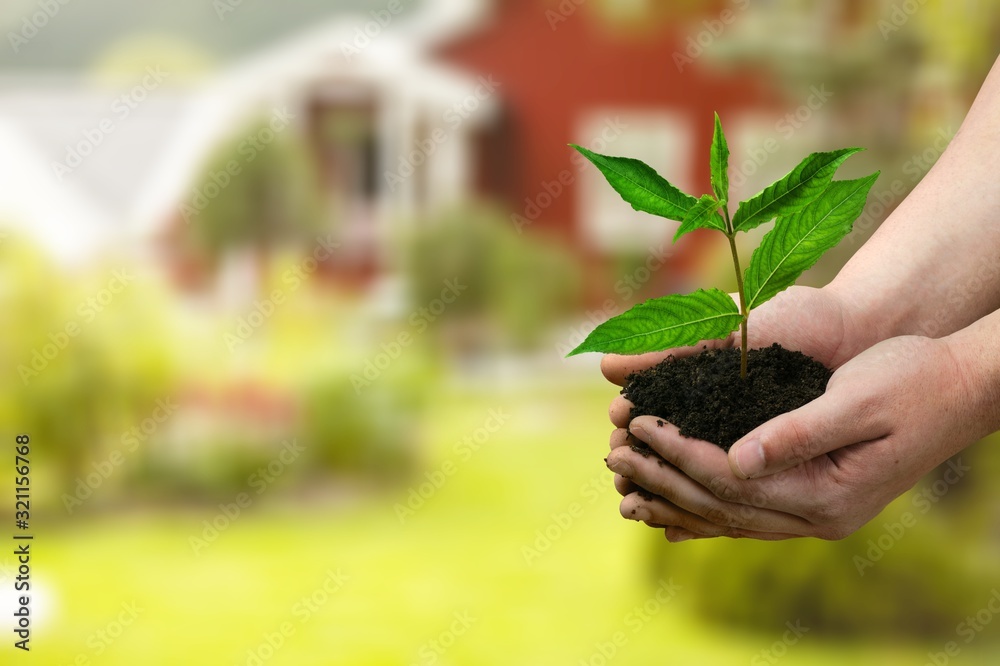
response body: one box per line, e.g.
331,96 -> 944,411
946,307 -> 1000,440
827,56 -> 1000,350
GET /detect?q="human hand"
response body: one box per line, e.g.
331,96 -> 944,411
600,285 -> 868,387
606,334 -> 987,541
602,285 -> 867,507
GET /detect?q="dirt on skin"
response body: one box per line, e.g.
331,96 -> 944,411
623,343 -> 832,452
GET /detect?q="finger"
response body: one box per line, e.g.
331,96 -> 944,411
600,338 -> 733,387
608,439 -> 813,535
630,416 -> 797,510
722,529 -> 801,541
663,527 -> 698,543
726,379 -> 888,479
602,352 -> 673,387
609,431 -> 638,494
609,397 -> 634,428
610,428 -> 646,453
619,492 -> 734,537
662,526 -> 799,542
630,415 -> 833,518
614,473 -> 636,496
621,492 -> 804,540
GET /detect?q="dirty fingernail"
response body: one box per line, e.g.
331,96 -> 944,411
733,439 -> 764,478
629,422 -> 650,443
606,456 -> 633,478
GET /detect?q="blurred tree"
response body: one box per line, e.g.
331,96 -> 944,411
405,205 -> 584,353
185,115 -> 324,292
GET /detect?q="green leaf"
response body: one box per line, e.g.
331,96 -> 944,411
567,288 -> 741,356
732,148 -> 864,233
710,113 -> 730,204
744,173 -> 880,310
674,194 -> 725,242
571,144 -> 698,221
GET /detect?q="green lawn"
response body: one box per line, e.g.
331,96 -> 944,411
17,380 -> 996,665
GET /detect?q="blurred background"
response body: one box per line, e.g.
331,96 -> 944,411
2,0 -> 1000,663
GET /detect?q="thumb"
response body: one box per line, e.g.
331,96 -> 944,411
727,384 -> 886,479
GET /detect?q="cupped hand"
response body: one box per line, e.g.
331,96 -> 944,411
606,334 -> 986,541
601,285 -> 866,387
602,285 -> 868,512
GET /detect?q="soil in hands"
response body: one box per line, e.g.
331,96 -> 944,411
623,343 -> 832,452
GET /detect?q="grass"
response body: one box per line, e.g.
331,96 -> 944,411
12,378 -> 997,665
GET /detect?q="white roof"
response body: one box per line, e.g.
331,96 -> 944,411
0,0 -> 493,264
0,114 -> 112,265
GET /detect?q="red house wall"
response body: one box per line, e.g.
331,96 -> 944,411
436,0 -> 779,246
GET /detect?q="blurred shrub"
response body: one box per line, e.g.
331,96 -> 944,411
299,358 -> 426,478
127,437 -> 287,502
656,491 -> 999,639
405,206 -> 583,351
0,235 -> 177,502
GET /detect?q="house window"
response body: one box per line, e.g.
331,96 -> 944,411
726,112 -> 830,245
307,97 -> 380,263
314,104 -> 379,204
576,111 -> 694,252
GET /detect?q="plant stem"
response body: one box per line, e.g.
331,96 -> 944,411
722,207 -> 749,379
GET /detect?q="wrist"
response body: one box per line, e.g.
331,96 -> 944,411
943,314 -> 1000,439
821,280 -> 903,358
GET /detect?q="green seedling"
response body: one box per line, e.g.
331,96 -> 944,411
568,114 -> 879,378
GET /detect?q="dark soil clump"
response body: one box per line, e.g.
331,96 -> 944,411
624,343 -> 832,452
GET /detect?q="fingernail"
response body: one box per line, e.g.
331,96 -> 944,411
629,422 -> 650,443
733,439 -> 764,478
671,534 -> 692,543
606,456 -> 633,478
